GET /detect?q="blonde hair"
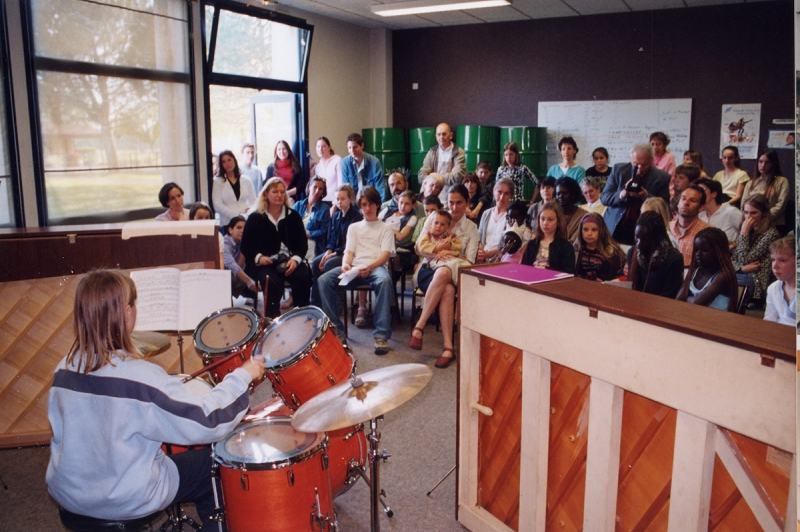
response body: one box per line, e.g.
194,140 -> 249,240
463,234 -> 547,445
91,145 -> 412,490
640,197 -> 671,228
256,177 -> 291,213
534,201 -> 567,240
67,270 -> 141,373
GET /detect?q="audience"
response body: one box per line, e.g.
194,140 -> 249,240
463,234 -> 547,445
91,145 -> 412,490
318,186 -> 395,355
155,182 -> 189,221
477,178 -> 514,263
682,150 -> 708,178
418,123 -> 467,202
764,236 -> 796,326
554,176 -> 589,242
240,143 -> 263,195
462,173 -> 485,222
668,184 -> 710,267
266,140 -> 305,203
189,202 -> 213,220
312,136 -> 342,202
547,136 -> 585,182
585,147 -> 611,185
671,163 -> 701,196
580,175 -> 606,215
213,150 -> 256,228
627,211 -> 684,298
676,227 -> 737,312
527,175 -> 556,233
474,161 -> 495,213
575,213 -> 625,282
649,131 -> 677,182
293,176 -> 331,260
520,201 -> 575,274
741,148 -> 789,230
712,145 -> 749,206
696,177 -> 742,246
223,216 -> 257,297
496,141 -> 538,202
341,133 -> 388,201
733,194 -> 780,310
640,197 -> 672,229
499,201 -> 530,263
380,190 -> 419,269
383,171 -> 425,220
419,173 -> 445,204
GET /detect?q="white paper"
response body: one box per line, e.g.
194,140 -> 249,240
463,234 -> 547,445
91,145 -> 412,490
178,269 -> 232,330
121,220 -> 218,240
338,267 -> 364,286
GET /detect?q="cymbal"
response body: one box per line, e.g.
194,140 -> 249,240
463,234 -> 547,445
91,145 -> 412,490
291,363 -> 433,433
131,330 -> 171,357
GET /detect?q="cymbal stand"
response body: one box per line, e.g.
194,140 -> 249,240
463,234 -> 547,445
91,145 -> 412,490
176,331 -> 185,374
365,416 -> 393,532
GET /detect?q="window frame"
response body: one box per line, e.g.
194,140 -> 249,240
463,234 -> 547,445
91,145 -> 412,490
0,2 -> 21,227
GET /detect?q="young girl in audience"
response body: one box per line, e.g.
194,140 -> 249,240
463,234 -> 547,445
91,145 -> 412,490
682,150 -> 708,177
734,193 -> 780,309
712,145 -> 749,206
764,236 -> 796,326
585,147 -> 611,185
155,182 -> 189,221
415,209 -> 464,284
462,173 -> 484,221
676,227 -> 737,312
650,131 -> 676,179
580,176 -> 606,215
627,210 -> 684,298
527,175 -> 556,232
741,148 -> 789,229
381,190 -> 419,269
547,136 -> 585,182
189,202 -> 212,220
497,141 -> 538,202
575,213 -> 625,282
521,201 -> 575,273
640,197 -> 672,228
499,201 -> 531,263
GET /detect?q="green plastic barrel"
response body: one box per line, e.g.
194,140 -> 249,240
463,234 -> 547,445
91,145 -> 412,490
455,125 -> 500,174
499,126 -> 548,201
362,128 -> 407,177
409,127 -> 436,192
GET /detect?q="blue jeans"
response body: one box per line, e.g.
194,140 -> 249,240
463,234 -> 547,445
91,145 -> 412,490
736,272 -> 756,303
318,266 -> 393,341
310,254 -> 342,307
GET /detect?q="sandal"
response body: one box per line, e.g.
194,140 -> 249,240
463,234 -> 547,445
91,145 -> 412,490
409,326 -> 424,350
435,348 -> 456,369
355,307 -> 367,327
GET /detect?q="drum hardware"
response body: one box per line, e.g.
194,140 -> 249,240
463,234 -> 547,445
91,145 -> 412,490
309,487 -> 337,532
158,502 -> 200,532
426,465 -> 456,496
327,375 -> 336,385
312,352 -> 322,365
181,350 -> 244,384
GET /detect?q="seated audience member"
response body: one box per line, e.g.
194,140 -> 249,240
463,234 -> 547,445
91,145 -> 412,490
640,197 -> 672,228
293,176 -> 331,260
223,216 -> 257,297
521,201 -> 575,274
696,177 -> 742,247
423,195 -> 443,217
341,133 -> 389,201
318,187 -> 395,355
475,161 -> 495,210
380,190 -> 419,269
527,175 -> 556,232
676,227 -> 737,312
418,173 -> 445,204
477,178 -> 514,263
189,202 -> 212,220
155,182 -> 189,221
575,213 -> 625,282
410,185 -> 479,369
713,145 -> 749,206
682,150 -> 709,178
627,211 -> 684,298
497,141 -> 538,202
671,163 -> 701,197
463,173 -> 485,221
46,270 -> 264,531
733,194 -> 780,310
498,201 -> 531,264
418,123 -> 467,202
650,131 -> 677,182
382,171 -> 425,220
311,184 -> 362,307
554,176 -> 589,242
764,236 -> 796,326
266,140 -> 305,203
585,147 -> 612,186
741,148 -> 789,231
415,209 -> 464,285
213,150 -> 257,228
240,143 -> 263,194
547,136 -> 585,181
580,175 -> 606,215
669,184 -> 710,267
240,177 -> 311,318
602,143 -> 670,246
312,136 -> 342,202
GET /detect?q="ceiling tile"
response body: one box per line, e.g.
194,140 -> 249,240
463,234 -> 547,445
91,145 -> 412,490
416,10 -> 489,25
469,5 -> 532,22
511,0 -> 581,19
624,0 -> 687,11
563,0 -> 630,15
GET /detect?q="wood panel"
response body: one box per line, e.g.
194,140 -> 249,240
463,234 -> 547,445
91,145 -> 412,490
478,336 -> 522,531
546,363 -> 589,531
616,391 -> 677,532
0,265 -> 211,448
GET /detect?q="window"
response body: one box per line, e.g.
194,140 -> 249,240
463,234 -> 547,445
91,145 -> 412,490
30,0 -> 194,224
0,5 -> 17,228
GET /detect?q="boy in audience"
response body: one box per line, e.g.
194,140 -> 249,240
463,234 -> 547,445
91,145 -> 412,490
422,195 -> 443,218
475,161 -> 495,208
696,177 -> 742,248
763,236 -> 796,326
318,187 -> 395,354
671,163 -> 701,197
223,215 -> 257,297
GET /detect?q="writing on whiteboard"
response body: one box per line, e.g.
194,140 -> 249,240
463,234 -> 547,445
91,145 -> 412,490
538,99 -> 692,170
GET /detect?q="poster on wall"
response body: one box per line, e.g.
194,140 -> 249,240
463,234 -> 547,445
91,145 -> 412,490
765,130 -> 795,149
720,103 -> 760,159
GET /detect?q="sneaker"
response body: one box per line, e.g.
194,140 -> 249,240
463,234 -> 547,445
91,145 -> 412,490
374,338 -> 389,355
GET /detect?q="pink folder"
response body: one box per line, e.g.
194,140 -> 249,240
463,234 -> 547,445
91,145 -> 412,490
472,263 -> 573,285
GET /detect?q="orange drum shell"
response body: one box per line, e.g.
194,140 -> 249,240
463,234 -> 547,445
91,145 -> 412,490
204,342 -> 265,387
218,451 -> 334,532
266,327 -> 354,409
327,425 -> 367,498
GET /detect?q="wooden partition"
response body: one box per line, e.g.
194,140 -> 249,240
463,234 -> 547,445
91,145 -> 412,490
457,267 -> 795,532
0,226 -> 221,447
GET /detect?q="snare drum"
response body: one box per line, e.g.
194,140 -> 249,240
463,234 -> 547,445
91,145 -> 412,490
255,307 -> 354,408
162,376 -> 213,455
213,417 -> 336,532
194,307 -> 263,385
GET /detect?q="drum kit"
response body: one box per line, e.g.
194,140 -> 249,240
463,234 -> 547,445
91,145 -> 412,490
164,305 -> 432,532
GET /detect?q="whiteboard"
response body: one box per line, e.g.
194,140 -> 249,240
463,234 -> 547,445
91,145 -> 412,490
537,99 -> 692,170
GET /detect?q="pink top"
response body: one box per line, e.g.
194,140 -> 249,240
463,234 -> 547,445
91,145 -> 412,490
155,208 -> 190,221
314,154 -> 343,202
653,151 -> 676,179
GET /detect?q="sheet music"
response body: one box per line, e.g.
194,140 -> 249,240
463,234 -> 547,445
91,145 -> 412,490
178,269 -> 232,331
130,268 -> 180,331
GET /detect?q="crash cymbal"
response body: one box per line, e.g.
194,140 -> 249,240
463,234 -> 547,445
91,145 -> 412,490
291,363 -> 433,433
131,330 -> 171,357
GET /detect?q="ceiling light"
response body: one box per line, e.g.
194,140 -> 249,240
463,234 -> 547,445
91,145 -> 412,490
371,0 -> 511,17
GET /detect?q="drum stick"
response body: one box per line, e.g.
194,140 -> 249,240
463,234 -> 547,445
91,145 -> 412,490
181,351 -> 243,383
